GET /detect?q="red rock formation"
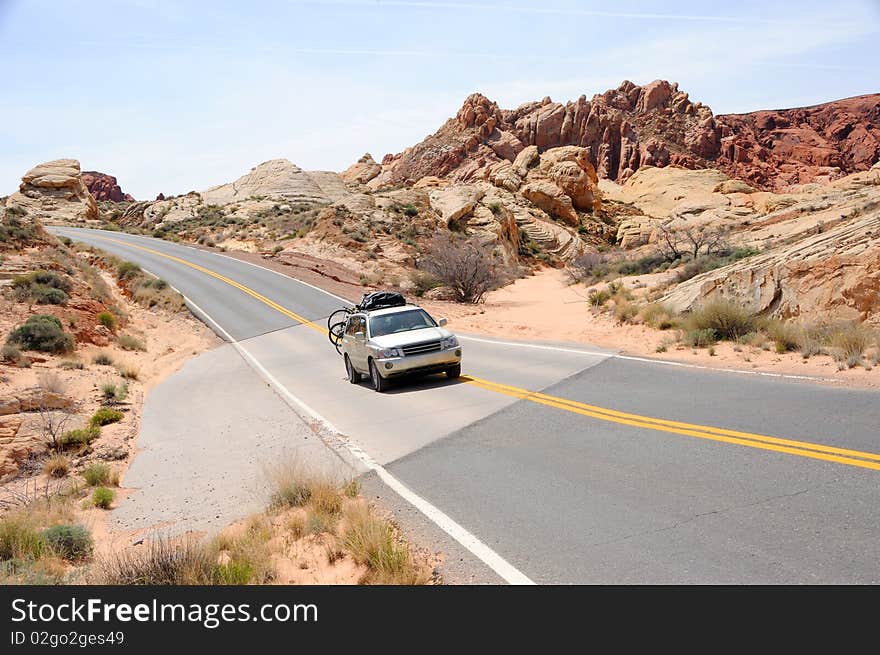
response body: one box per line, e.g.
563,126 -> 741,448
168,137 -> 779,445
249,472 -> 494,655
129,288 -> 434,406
82,171 -> 135,202
715,94 -> 880,190
371,82 -> 880,191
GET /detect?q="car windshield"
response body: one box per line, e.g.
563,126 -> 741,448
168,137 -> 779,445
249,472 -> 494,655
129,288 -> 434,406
370,309 -> 437,337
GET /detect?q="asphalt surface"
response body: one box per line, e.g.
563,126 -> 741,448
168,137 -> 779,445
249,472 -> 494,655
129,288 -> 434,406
53,227 -> 880,583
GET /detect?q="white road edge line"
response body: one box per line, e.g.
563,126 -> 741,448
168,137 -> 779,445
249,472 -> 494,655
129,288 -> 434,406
457,334 -> 839,383
138,266 -> 534,586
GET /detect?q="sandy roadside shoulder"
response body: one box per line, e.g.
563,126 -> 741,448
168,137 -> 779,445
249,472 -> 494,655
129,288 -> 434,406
419,267 -> 880,391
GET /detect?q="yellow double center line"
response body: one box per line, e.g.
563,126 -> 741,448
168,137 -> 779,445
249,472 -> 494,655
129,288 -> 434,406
87,233 -> 880,472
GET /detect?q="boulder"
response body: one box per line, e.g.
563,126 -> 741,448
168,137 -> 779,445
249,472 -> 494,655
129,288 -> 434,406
341,153 -> 382,184
7,159 -> 98,222
428,185 -> 484,225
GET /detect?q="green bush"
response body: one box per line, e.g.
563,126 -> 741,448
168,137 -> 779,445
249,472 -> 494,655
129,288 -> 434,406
82,463 -> 112,486
11,270 -> 71,305
92,487 -> 114,509
60,426 -> 101,449
588,288 -> 611,307
685,300 -> 758,341
42,524 -> 92,561
90,408 -> 124,427
7,314 -> 75,353
97,311 -> 117,331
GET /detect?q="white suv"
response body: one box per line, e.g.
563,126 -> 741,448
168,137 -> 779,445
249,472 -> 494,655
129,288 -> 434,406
341,304 -> 462,392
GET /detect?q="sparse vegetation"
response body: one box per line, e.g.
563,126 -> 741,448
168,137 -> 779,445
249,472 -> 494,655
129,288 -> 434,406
42,524 -> 93,561
7,314 -> 75,353
92,351 -> 114,366
116,361 -> 140,380
82,463 -> 113,487
92,487 -> 114,509
97,311 -> 117,331
341,503 -> 429,585
89,408 -> 124,427
42,455 -> 70,478
683,300 -> 759,342
11,270 -> 72,305
1,344 -> 29,367
60,425 -> 100,449
419,234 -> 506,304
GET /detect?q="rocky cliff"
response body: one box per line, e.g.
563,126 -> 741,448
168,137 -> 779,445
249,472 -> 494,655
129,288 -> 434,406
366,81 -> 880,192
82,171 -> 135,202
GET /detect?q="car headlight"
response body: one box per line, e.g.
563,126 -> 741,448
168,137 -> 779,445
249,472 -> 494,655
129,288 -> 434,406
440,336 -> 459,350
377,347 -> 404,358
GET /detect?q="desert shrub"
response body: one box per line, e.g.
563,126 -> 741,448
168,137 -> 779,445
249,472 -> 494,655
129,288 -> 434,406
588,288 -> 611,307
42,455 -> 70,478
0,214 -> 38,244
685,300 -> 758,341
341,503 -> 428,585
829,322 -> 874,362
42,524 -> 92,561
82,463 -> 112,486
308,482 -> 344,517
418,234 -> 505,304
116,362 -> 139,380
97,311 -> 117,331
0,515 -> 45,561
568,252 -> 611,283
101,381 -> 128,404
764,319 -> 800,353
409,270 -> 442,298
675,255 -> 727,283
60,425 -> 100,449
682,328 -> 718,347
92,351 -> 114,366
343,479 -> 360,498
616,254 -> 667,277
7,314 -> 74,353
58,359 -> 84,370
639,303 -> 679,330
116,261 -> 142,281
613,298 -> 637,323
116,335 -> 144,354
1,343 -> 29,367
90,408 -> 124,427
98,538 -> 215,585
11,270 -> 72,305
402,204 -> 419,217
92,487 -> 114,509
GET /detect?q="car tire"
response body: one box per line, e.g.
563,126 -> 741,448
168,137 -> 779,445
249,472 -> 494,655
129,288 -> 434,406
345,355 -> 361,384
370,359 -> 389,392
446,364 -> 461,379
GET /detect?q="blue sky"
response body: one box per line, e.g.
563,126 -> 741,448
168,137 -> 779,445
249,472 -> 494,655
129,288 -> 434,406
1,0 -> 878,199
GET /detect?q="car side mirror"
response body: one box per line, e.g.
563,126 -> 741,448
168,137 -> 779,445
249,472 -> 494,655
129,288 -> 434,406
438,317 -> 448,327
354,331 -> 365,340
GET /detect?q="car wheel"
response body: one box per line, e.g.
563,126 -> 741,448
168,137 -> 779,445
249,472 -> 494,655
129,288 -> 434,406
344,355 -> 361,384
445,364 -> 461,379
370,359 -> 389,392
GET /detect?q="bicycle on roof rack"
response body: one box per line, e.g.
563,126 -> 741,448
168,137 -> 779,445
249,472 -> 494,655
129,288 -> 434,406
327,291 -> 407,355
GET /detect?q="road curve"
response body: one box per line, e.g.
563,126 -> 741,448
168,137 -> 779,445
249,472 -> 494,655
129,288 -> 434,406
53,227 -> 880,583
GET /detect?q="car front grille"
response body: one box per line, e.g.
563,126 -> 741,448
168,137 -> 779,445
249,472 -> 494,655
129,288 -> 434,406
401,340 -> 442,356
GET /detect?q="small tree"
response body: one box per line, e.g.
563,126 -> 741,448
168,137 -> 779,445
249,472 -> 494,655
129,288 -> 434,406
418,234 -> 506,304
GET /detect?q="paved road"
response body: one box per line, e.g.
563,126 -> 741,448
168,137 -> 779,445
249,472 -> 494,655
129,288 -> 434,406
53,227 -> 880,583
